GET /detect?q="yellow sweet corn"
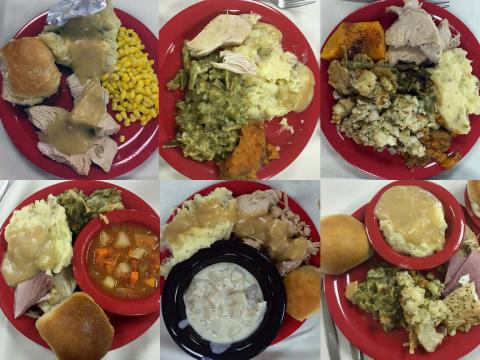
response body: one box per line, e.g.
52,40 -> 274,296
102,26 -> 159,127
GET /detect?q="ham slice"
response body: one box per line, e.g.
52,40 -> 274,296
444,253 -> 468,285
14,272 -> 53,318
443,250 -> 480,298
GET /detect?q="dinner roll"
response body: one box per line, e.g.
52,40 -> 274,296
0,37 -> 61,106
283,265 -> 321,321
36,292 -> 114,360
320,214 -> 373,275
467,180 -> 480,218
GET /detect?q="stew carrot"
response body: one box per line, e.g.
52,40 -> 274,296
130,271 -> 139,285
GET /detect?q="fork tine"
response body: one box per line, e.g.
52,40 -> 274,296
284,0 -> 316,8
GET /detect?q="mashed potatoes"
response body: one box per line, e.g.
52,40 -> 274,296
161,188 -> 237,275
429,48 -> 480,135
1,196 -> 72,287
374,186 -> 447,257
232,23 -> 314,120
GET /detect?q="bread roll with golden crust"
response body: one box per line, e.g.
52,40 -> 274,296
36,292 -> 114,360
320,214 -> 373,275
467,180 -> 480,218
284,265 -> 321,321
0,37 -> 61,106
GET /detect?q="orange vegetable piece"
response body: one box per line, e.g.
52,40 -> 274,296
144,278 -> 157,288
321,21 -> 386,61
94,248 -> 113,264
105,264 -> 114,275
130,271 -> 139,285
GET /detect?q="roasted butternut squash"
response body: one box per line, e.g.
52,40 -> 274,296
321,21 -> 386,61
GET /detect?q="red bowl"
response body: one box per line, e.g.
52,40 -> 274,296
73,209 -> 160,316
365,180 -> 464,269
465,185 -> 480,231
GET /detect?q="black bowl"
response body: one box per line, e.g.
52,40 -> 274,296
161,240 -> 286,360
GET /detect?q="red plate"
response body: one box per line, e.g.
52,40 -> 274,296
158,0 -> 321,179
365,180 -> 464,269
323,205 -> 480,360
160,180 -> 320,345
0,181 -> 159,351
465,185 -> 480,231
0,9 -> 159,179
320,0 -> 480,179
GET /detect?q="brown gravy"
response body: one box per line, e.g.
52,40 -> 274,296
61,17 -> 108,83
71,81 -> 105,127
163,198 -> 237,245
39,82 -> 105,155
374,186 -> 446,254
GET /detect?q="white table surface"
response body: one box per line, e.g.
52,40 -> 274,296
320,0 -> 480,179
0,179 -> 160,359
0,0 -> 159,180
160,180 -> 321,360
158,0 -> 321,180
320,179 -> 480,360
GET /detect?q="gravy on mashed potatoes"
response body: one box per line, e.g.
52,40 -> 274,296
0,196 -> 72,287
374,186 -> 447,257
161,188 -> 237,275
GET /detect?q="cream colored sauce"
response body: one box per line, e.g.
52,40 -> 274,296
39,82 -> 105,155
163,198 -> 236,243
234,215 -> 308,262
1,227 -> 57,286
374,186 -> 447,256
184,262 -> 267,345
62,17 -> 108,83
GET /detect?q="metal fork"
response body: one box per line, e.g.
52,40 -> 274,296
0,180 -> 11,203
267,0 -> 316,9
342,0 -> 450,8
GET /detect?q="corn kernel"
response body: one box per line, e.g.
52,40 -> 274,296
101,26 -> 159,126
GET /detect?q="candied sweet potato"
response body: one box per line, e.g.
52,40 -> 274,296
218,121 -> 267,180
321,21 -> 386,61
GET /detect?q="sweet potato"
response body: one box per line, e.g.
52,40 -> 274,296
321,21 -> 386,61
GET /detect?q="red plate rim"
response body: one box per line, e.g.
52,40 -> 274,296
0,9 -> 159,179
158,0 -> 321,179
365,180 -> 465,269
323,204 -> 480,360
320,0 -> 480,179
160,180 -> 320,345
0,180 -> 159,351
464,185 -> 480,231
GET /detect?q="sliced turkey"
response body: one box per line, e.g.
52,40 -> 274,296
88,137 -> 118,173
187,14 -> 261,57
26,106 -> 67,131
211,50 -> 257,75
66,74 -> 109,105
37,142 -> 92,175
385,0 -> 442,64
236,189 -> 282,219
